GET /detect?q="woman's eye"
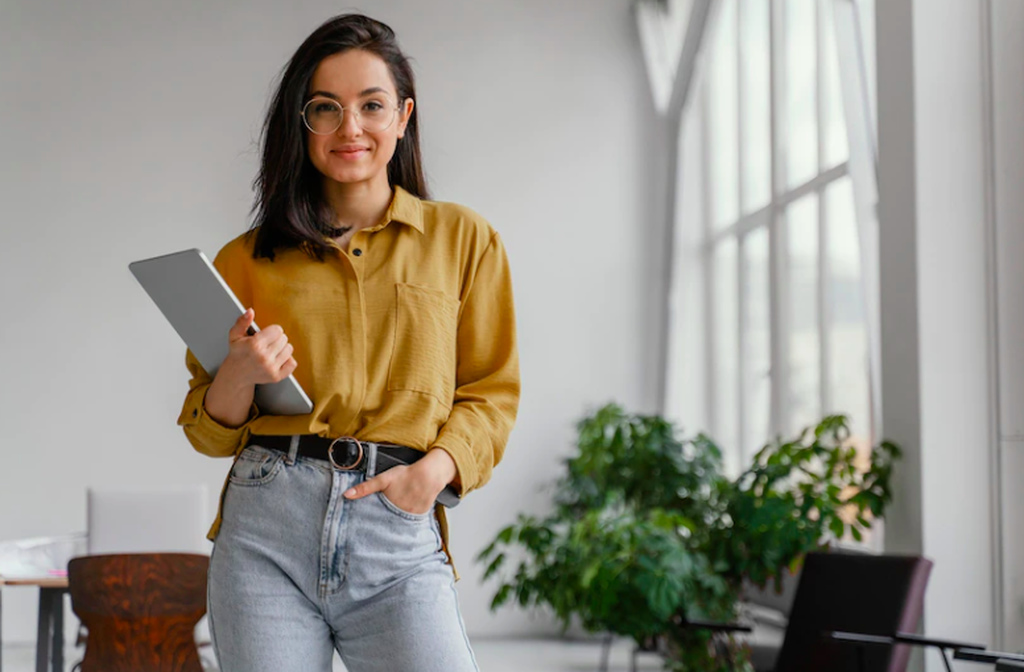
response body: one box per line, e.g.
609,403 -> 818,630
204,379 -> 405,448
314,103 -> 337,114
363,101 -> 384,112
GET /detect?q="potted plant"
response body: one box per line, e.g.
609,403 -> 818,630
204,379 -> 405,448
478,404 -> 901,671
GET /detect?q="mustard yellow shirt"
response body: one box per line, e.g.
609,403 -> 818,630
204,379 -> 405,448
177,186 -> 519,565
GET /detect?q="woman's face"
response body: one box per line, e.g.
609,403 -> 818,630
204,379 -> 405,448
304,49 -> 414,188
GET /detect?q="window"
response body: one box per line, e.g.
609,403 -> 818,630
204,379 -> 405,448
669,0 -> 878,480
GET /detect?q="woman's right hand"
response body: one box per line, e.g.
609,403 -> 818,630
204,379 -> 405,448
221,308 -> 298,385
203,308 -> 295,428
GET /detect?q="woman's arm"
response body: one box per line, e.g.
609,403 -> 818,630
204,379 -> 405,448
179,308 -> 297,457
428,231 -> 519,494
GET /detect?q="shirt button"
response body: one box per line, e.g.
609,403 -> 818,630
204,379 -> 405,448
192,409 -> 198,418
353,248 -> 363,257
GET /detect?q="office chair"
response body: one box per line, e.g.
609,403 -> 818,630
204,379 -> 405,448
768,551 -> 932,672
649,551 -> 933,672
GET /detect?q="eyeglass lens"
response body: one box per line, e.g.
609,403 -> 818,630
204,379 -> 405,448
303,98 -> 396,134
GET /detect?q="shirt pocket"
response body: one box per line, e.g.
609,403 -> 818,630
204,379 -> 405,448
387,283 -> 459,407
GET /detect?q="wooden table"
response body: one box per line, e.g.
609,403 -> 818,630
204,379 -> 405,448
0,576 -> 70,672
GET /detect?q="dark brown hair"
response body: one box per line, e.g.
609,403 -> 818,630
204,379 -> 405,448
248,14 -> 428,260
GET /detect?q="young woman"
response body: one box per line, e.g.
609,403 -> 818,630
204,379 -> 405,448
177,14 -> 519,672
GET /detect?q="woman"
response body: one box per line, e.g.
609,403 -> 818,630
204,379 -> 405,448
177,13 -> 519,672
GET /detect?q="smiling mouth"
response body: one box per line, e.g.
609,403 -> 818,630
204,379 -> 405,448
331,149 -> 368,162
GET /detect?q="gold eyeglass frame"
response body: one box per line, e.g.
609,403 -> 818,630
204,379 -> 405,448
301,96 -> 401,135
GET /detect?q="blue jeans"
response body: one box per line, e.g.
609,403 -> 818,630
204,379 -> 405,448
207,443 -> 479,672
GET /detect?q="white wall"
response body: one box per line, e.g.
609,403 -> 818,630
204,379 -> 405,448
876,0 -> 1024,669
912,0 -> 995,662
991,0 -> 1024,651
0,0 -> 658,642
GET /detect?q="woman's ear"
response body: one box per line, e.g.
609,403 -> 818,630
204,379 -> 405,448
397,98 -> 415,139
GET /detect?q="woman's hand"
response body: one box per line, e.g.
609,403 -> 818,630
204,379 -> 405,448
343,449 -> 457,515
204,308 -> 297,428
220,308 -> 298,386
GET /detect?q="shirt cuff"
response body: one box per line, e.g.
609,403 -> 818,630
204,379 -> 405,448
428,436 -> 478,496
178,385 -> 259,449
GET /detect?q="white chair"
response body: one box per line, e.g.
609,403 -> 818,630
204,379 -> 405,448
86,485 -> 209,555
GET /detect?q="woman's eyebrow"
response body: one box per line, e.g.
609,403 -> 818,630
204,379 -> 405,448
309,87 -> 389,100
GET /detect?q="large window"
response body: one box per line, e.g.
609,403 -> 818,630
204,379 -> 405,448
669,0 -> 878,477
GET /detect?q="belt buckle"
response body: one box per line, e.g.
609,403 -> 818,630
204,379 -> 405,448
327,437 -> 363,471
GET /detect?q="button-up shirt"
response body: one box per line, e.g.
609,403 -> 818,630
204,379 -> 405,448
177,186 -> 520,567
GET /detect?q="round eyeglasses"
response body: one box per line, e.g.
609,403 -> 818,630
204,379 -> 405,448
301,96 -> 400,135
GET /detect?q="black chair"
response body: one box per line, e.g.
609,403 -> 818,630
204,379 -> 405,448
766,551 -> 932,672
827,631 -> 985,672
663,551 -> 933,672
955,649 -> 1024,667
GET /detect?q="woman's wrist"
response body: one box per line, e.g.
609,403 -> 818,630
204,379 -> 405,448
215,354 -> 257,389
416,448 -> 457,490
206,360 -> 257,428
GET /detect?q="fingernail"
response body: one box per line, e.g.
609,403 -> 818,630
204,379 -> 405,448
344,488 -> 356,498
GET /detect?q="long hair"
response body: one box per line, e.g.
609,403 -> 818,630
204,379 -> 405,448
249,14 -> 428,261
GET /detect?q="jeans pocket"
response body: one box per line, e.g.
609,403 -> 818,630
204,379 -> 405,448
376,492 -> 433,521
228,446 -> 284,487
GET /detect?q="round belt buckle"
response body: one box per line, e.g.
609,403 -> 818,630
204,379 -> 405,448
328,437 -> 363,470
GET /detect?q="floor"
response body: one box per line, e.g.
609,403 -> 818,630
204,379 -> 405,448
1,637 -> 664,672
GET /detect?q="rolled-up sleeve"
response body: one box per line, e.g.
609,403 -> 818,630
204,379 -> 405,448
429,232 -> 520,494
177,348 -> 259,458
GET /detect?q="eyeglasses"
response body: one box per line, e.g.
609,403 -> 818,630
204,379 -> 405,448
301,96 -> 400,135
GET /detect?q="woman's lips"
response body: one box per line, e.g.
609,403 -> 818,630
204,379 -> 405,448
333,148 -> 368,160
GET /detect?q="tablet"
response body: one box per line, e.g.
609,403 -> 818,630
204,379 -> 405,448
130,248 -> 314,416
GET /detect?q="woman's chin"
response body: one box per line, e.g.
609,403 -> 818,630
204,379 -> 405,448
312,155 -> 387,187
323,169 -> 373,185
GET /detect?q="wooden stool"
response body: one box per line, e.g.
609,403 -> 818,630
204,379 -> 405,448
68,553 -> 209,672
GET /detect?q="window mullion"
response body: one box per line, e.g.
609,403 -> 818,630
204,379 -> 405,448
816,0 -> 830,418
735,0 -> 747,461
768,0 -> 786,437
738,235 -> 747,460
706,164 -> 849,248
701,74 -> 717,444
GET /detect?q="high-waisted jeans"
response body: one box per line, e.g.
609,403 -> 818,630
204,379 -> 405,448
207,442 -> 479,672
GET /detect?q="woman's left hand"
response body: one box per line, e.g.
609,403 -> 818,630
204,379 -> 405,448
343,449 -> 457,515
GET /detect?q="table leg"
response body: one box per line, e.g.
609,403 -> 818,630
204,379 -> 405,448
49,590 -> 63,672
35,588 -> 51,672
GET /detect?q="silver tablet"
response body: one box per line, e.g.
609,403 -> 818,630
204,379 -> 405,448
130,248 -> 314,416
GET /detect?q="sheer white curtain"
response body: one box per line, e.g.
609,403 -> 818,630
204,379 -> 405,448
644,0 -> 880,494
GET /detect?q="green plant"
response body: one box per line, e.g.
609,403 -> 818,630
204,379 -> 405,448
478,404 -> 901,671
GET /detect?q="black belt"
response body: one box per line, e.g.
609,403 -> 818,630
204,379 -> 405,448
245,434 -> 462,508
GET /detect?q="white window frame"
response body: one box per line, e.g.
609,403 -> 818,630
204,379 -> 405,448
649,0 -> 881,494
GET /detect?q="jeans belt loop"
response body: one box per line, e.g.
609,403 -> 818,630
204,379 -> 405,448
364,442 -> 378,479
286,435 -> 300,466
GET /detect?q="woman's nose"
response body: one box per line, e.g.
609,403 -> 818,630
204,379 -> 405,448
336,108 -> 362,137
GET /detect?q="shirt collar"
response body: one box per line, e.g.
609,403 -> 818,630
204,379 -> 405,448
373,185 -> 424,234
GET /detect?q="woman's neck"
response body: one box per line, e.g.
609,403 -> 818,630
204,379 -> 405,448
322,174 -> 393,233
